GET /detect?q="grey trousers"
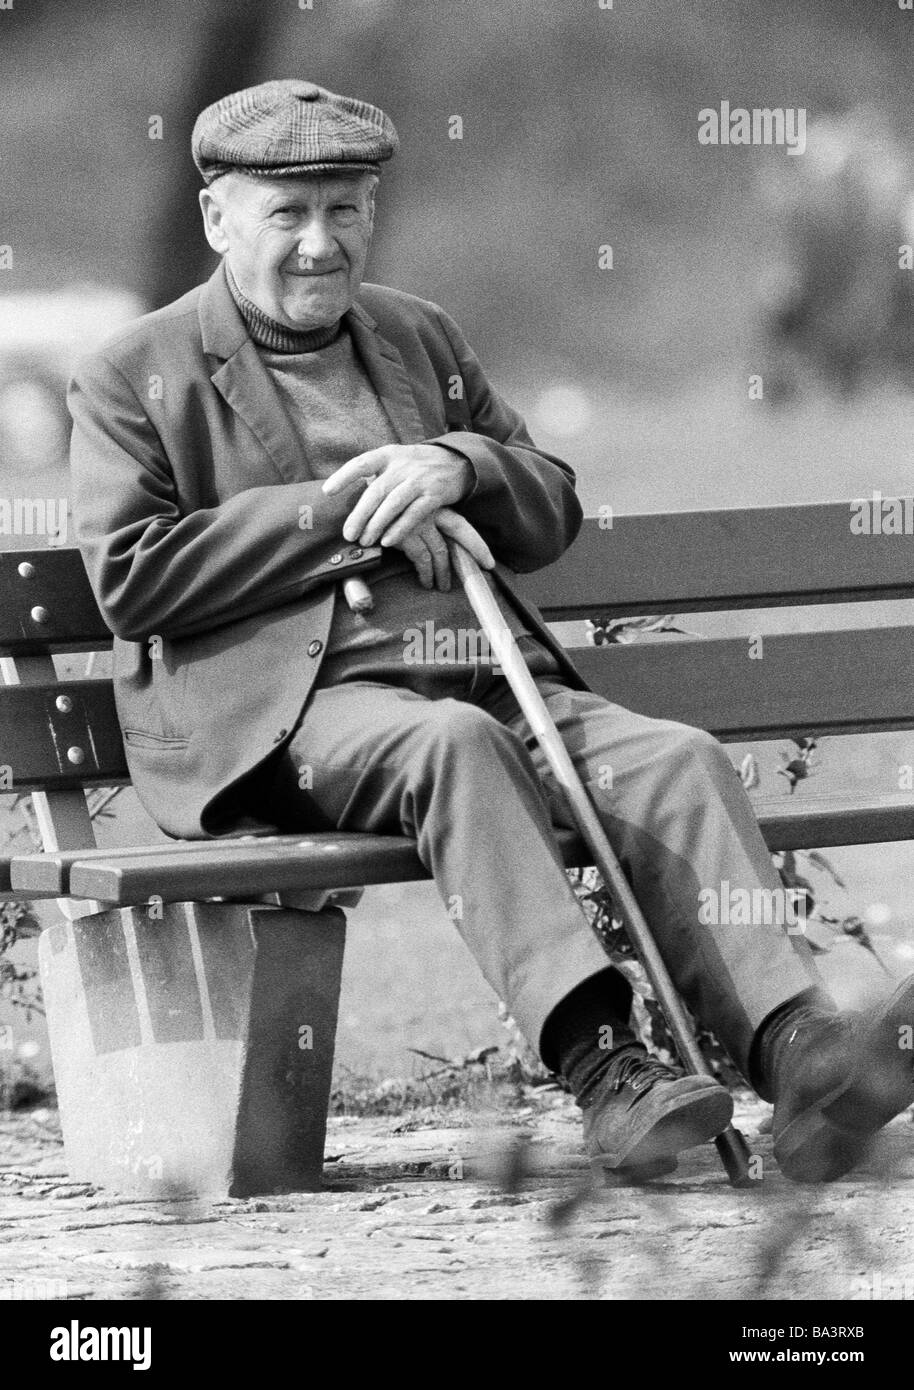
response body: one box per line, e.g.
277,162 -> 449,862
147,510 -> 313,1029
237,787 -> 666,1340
247,636 -> 821,1078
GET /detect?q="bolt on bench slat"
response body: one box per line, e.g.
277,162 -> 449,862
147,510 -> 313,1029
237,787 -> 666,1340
0,550 -> 113,654
0,679 -> 128,789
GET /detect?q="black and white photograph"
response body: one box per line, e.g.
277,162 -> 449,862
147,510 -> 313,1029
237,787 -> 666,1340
1,0 -> 914,1340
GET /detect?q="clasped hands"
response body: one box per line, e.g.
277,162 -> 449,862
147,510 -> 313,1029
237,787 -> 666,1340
321,442 -> 495,591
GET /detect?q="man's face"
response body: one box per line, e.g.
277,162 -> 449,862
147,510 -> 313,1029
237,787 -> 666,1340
200,171 -> 376,329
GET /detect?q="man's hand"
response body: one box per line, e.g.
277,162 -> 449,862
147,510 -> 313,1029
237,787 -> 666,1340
322,443 -> 473,548
389,506 -> 495,591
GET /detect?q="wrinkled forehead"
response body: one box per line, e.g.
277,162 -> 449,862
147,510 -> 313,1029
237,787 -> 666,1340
221,168 -> 377,210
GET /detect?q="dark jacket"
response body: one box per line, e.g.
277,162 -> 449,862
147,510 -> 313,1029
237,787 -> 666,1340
68,262 -> 589,839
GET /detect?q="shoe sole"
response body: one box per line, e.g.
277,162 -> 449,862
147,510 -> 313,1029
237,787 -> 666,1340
589,1083 -> 734,1174
591,1155 -> 679,1184
774,1108 -> 873,1185
776,974 -> 914,1183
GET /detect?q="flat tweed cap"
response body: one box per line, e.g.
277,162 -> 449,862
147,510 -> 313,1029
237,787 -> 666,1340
192,79 -> 399,184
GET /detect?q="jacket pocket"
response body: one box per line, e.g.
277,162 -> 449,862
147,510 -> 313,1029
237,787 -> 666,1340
122,729 -> 190,751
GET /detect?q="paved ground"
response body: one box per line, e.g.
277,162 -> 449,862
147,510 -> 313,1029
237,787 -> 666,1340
3,1094 -> 913,1302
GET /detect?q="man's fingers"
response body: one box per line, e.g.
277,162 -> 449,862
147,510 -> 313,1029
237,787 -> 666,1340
376,494 -> 440,548
400,535 -> 435,589
341,474 -> 394,542
356,481 -> 425,547
418,524 -> 452,591
433,509 -> 496,569
322,448 -> 387,495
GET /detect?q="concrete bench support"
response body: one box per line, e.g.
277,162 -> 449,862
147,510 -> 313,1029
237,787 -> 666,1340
37,900 -> 346,1199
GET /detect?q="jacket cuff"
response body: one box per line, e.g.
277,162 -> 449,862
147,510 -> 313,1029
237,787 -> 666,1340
428,431 -> 490,501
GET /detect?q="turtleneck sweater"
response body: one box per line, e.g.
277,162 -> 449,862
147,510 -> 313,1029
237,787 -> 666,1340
225,263 -> 343,353
222,259 -> 542,685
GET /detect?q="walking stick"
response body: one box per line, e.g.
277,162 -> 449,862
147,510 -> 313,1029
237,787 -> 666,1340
450,542 -> 754,1188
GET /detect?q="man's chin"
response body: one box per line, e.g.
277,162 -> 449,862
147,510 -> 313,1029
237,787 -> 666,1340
279,285 -> 351,330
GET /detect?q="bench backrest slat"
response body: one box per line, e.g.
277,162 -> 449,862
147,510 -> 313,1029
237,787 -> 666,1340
4,502 -> 914,652
0,625 -> 910,796
572,626 -> 914,739
1,510 -> 911,794
0,674 -> 127,790
1,653 -> 102,915
519,501 -> 914,618
0,549 -> 112,654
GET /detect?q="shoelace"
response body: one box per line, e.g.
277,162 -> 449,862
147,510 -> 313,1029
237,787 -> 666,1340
603,1045 -> 683,1095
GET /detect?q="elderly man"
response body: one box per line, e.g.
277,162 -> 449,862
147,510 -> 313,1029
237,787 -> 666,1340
69,79 -> 914,1185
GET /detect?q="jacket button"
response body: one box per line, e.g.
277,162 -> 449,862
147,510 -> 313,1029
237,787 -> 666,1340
329,552 -> 343,564
348,546 -> 363,559
307,639 -> 323,657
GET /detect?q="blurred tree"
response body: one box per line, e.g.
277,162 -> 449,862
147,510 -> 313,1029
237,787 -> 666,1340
141,0 -> 271,307
755,109 -> 914,401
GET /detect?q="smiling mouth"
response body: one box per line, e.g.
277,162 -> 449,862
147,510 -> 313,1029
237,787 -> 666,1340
288,267 -> 343,278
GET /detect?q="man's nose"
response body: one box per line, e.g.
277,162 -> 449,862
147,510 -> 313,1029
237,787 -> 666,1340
296,216 -> 336,263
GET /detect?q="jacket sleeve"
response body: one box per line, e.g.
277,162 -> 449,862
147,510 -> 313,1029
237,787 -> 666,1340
427,306 -> 583,572
68,351 -> 382,643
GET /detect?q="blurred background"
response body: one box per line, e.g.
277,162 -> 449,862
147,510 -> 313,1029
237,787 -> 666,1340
2,0 -> 914,1088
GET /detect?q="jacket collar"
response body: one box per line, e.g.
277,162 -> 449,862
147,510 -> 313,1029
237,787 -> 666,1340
198,260 -> 381,356
198,262 -> 428,483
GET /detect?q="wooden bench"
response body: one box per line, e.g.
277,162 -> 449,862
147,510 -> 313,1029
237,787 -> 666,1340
3,498 -> 914,1197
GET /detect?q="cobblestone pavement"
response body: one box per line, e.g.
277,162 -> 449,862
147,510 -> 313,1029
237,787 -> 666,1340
2,1096 -> 913,1301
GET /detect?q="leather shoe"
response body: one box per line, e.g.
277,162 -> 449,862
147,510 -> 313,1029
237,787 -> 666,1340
583,1045 -> 734,1180
773,975 -> 914,1183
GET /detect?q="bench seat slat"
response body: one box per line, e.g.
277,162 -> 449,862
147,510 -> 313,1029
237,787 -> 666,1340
64,835 -> 429,903
11,833 -> 415,895
4,785 -> 912,905
61,828 -> 584,902
0,856 -> 69,900
41,796 -> 912,904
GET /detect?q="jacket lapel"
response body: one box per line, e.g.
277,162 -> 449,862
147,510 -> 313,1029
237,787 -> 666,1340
346,301 -> 429,445
210,343 -> 310,484
198,265 -> 431,478
199,263 -> 316,484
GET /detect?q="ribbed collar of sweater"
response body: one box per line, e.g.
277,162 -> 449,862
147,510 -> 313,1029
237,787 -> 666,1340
225,263 -> 343,353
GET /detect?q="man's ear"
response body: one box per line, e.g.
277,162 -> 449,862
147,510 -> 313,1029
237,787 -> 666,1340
368,185 -> 377,238
199,187 -> 230,256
